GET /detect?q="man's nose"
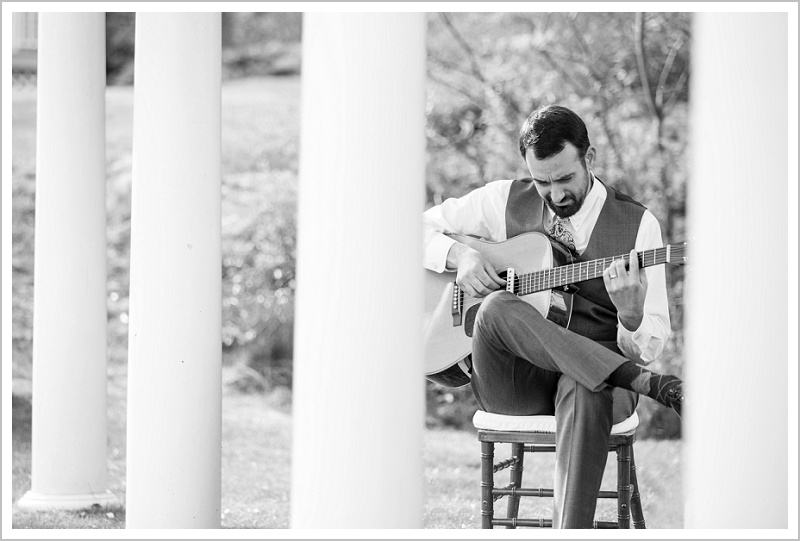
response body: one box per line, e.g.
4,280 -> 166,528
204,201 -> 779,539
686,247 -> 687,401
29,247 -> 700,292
550,186 -> 564,203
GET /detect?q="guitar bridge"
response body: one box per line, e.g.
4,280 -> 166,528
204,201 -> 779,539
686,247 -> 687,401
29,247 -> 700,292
451,283 -> 463,327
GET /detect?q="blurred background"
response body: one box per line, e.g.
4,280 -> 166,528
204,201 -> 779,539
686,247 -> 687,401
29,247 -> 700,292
10,12 -> 688,527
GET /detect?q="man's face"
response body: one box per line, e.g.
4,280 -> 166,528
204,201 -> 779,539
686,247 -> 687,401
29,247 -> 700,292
525,143 -> 595,219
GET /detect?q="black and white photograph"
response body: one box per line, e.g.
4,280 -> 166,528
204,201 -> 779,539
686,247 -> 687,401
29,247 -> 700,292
2,3 -> 796,536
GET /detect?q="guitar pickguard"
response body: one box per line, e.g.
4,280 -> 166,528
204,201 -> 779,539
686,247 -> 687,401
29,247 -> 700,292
546,288 -> 575,329
463,304 -> 480,337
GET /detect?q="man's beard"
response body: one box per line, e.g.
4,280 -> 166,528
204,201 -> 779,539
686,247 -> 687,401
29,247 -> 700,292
544,194 -> 582,218
543,168 -> 591,218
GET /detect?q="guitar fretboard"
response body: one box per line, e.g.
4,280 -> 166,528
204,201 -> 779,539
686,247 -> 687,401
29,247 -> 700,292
513,244 -> 686,296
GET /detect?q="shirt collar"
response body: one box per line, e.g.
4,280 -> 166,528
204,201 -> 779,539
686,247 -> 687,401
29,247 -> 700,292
546,172 -> 607,231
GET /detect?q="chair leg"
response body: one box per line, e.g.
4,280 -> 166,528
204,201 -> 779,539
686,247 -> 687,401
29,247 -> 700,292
505,443 -> 525,528
630,446 -> 647,529
481,441 -> 495,529
616,443 -> 632,529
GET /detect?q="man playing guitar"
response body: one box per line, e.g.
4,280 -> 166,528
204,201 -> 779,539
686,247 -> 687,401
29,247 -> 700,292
422,105 -> 684,529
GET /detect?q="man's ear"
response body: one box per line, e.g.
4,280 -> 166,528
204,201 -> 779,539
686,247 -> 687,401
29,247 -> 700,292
584,146 -> 596,170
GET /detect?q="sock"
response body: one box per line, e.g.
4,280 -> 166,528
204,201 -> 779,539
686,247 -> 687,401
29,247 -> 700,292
606,361 -> 683,417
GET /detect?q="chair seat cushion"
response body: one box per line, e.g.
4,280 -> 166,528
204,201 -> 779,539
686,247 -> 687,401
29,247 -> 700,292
473,410 -> 639,435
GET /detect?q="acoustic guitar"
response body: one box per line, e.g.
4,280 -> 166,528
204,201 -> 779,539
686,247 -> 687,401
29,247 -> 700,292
423,232 -> 688,388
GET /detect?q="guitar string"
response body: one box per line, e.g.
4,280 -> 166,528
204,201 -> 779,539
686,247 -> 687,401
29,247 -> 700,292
518,255 -> 666,293
515,246 -> 684,293
516,251 -> 678,295
513,246 -> 682,296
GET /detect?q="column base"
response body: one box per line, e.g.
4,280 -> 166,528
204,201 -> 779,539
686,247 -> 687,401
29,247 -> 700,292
17,489 -> 121,511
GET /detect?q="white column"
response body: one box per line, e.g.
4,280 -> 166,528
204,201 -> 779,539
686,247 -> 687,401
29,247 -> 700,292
17,12 -> 118,512
291,13 -> 426,528
685,13 -> 791,528
125,13 -> 222,528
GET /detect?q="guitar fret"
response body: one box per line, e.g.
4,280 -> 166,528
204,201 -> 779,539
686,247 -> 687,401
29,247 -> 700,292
516,246 -> 676,295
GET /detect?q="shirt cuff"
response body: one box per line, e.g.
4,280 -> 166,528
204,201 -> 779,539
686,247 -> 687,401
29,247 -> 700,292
617,316 -> 659,364
424,234 -> 457,273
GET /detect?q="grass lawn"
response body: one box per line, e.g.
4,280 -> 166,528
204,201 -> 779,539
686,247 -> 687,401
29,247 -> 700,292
9,77 -> 683,530
12,385 -> 683,529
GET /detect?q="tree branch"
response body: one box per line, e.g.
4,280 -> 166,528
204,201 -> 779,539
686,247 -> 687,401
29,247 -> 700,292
664,65 -> 689,114
656,33 -> 685,112
439,13 -> 488,85
426,69 -> 489,110
635,12 -> 661,121
438,13 -> 523,128
536,46 -> 592,96
428,52 -> 480,80
565,14 -> 607,85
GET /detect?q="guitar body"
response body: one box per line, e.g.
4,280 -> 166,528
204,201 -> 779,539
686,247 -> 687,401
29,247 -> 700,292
423,232 -> 573,388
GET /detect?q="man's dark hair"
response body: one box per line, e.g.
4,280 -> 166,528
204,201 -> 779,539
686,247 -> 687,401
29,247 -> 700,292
518,105 -> 591,161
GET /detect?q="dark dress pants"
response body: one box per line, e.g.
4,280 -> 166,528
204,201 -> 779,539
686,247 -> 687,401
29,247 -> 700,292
470,291 -> 638,529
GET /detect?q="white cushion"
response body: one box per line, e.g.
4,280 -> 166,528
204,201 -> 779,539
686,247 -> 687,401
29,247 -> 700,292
473,410 -> 639,435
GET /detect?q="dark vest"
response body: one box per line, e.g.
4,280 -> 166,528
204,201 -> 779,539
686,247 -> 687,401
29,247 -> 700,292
505,177 -> 646,345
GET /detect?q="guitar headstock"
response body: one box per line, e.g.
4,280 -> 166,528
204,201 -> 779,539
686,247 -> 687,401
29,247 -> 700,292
667,242 -> 689,265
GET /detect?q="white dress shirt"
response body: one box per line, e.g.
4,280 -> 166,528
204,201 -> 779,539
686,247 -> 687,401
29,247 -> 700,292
422,176 -> 672,364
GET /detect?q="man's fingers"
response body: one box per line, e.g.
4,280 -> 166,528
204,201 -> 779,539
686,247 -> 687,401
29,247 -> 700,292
628,250 -> 639,281
611,258 -> 627,280
476,275 -> 496,291
483,263 -> 507,286
465,282 -> 492,298
461,271 -> 504,298
473,273 -> 503,297
457,276 -> 489,298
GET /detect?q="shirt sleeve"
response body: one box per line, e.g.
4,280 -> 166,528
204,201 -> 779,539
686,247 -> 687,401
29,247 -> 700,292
617,210 -> 673,364
422,180 -> 511,272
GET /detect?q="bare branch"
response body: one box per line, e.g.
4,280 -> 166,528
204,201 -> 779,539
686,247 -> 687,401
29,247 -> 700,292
664,65 -> 689,114
536,46 -> 592,96
426,69 -> 489,110
656,33 -> 685,111
437,13 -> 524,125
565,14 -> 607,85
635,12 -> 661,121
439,13 -> 488,85
428,52 -> 480,79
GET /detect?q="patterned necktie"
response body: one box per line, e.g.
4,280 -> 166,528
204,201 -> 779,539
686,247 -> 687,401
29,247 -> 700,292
548,217 -> 577,255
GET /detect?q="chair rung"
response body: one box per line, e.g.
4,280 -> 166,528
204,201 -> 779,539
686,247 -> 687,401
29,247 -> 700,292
492,518 -> 552,528
491,518 -> 619,529
492,487 -> 619,499
523,444 -> 556,453
492,456 -> 520,473
492,482 -> 516,502
494,487 -> 553,498
593,521 -> 619,529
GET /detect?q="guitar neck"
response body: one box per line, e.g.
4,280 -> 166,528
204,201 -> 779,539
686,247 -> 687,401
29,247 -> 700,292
514,244 -> 686,296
